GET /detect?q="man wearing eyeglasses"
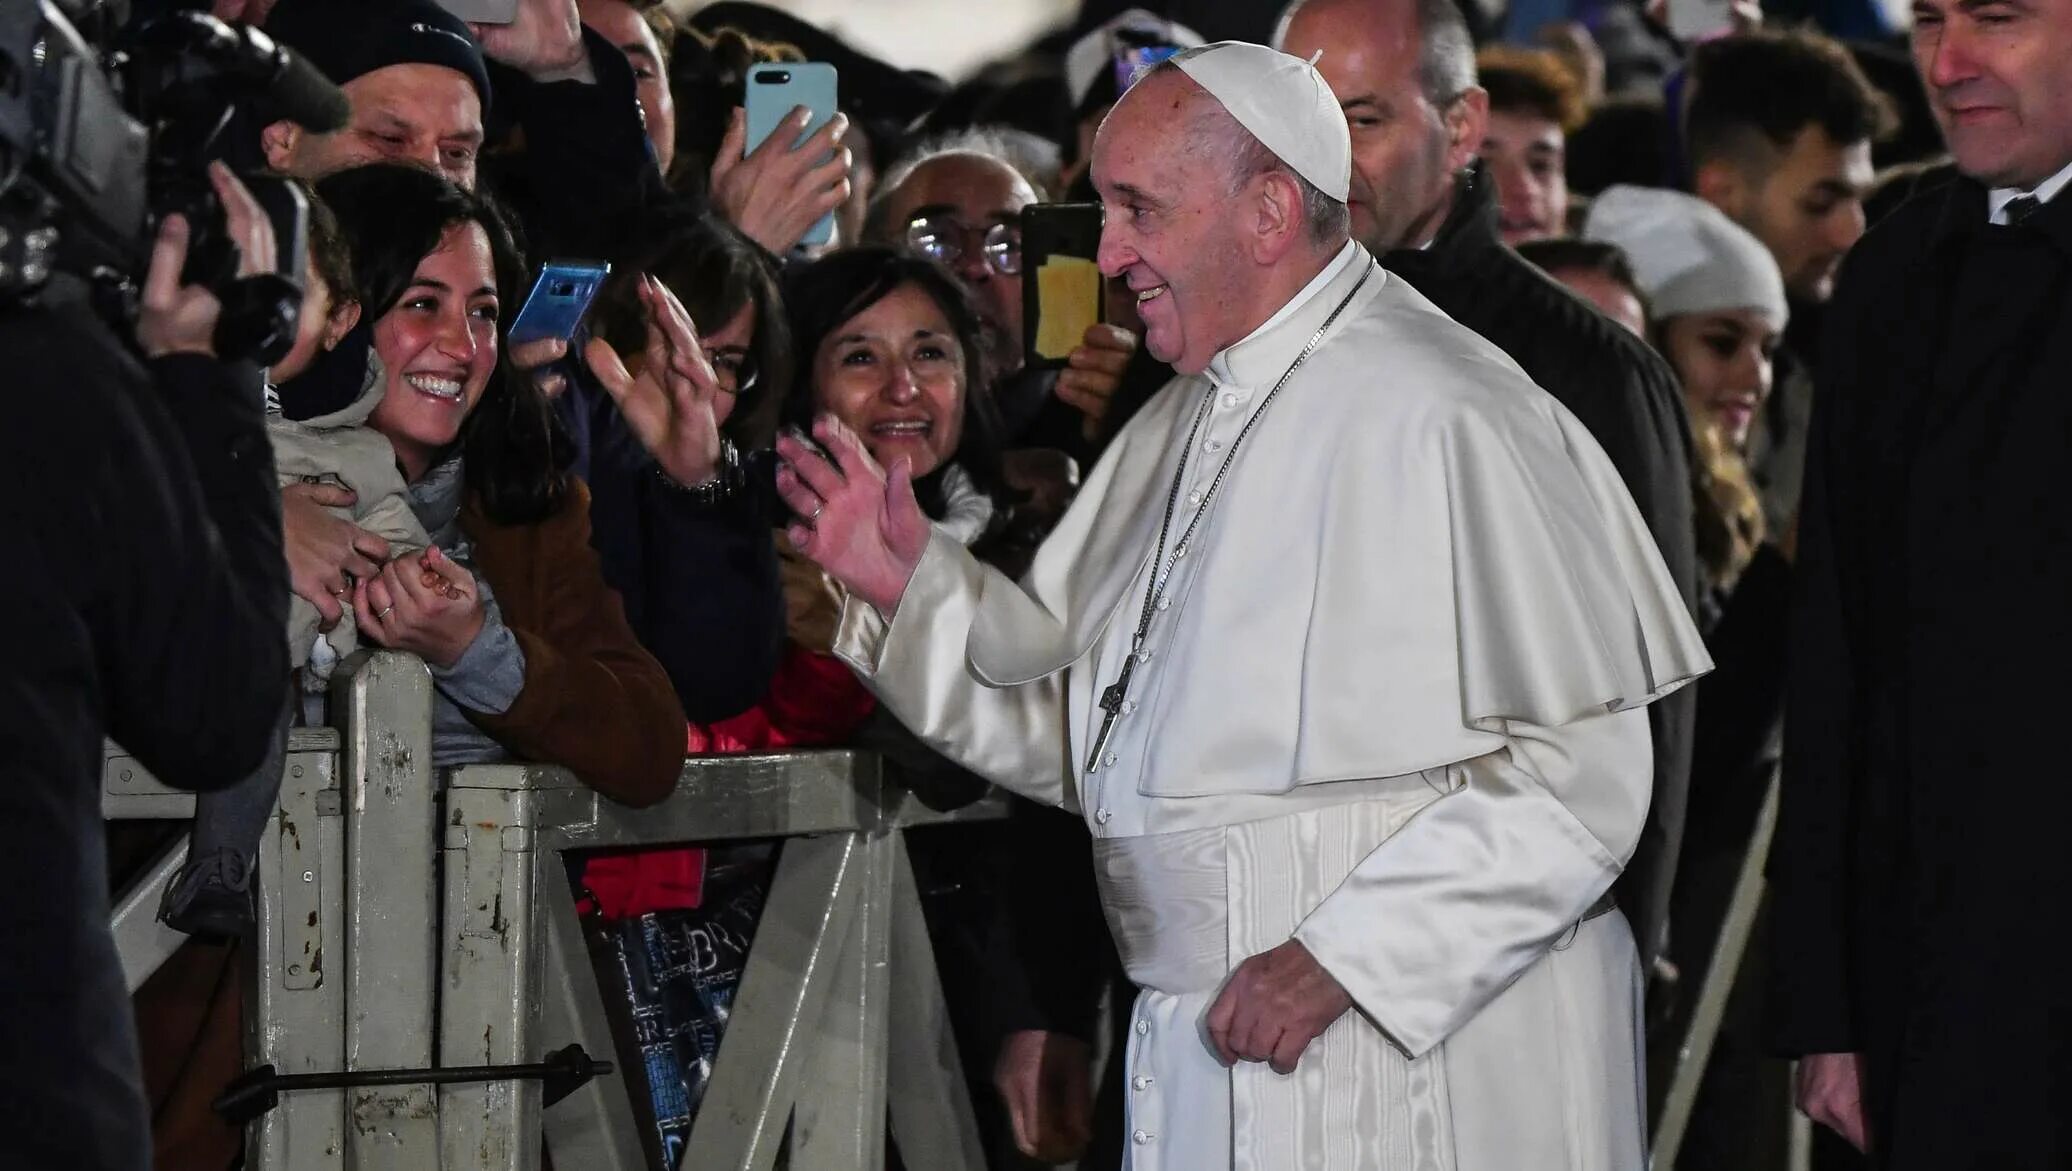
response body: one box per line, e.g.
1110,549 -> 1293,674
1277,0 -> 1699,996
867,140 -> 1144,456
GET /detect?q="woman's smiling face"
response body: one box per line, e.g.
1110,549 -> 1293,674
811,282 -> 967,478
368,220 -> 502,481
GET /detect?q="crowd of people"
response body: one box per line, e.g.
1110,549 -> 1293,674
33,0 -> 2068,1166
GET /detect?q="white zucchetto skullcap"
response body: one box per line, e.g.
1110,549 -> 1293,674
1065,9 -> 1205,108
1583,185 -> 1789,329
1167,41 -> 1352,203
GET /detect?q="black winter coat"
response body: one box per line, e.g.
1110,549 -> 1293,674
1383,165 -> 1700,967
0,298 -> 288,1170
1767,174 -> 2072,1169
556,370 -> 784,723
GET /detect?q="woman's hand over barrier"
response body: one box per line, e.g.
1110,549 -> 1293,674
282,482 -> 391,633
355,545 -> 486,669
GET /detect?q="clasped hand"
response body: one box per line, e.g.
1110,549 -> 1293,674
352,546 -> 485,669
1205,939 -> 1354,1076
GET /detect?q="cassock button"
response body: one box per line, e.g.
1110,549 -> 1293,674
1204,438 -> 1224,453
1133,1130 -> 1156,1145
1221,392 -> 1239,409
1132,1075 -> 1155,1091
1135,1019 -> 1150,1036
1095,808 -> 1112,825
1187,491 -> 1202,506
1104,753 -> 1118,767
1122,700 -> 1139,714
1137,649 -> 1155,664
1156,597 -> 1171,612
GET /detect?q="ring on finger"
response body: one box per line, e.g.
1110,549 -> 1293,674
374,604 -> 396,620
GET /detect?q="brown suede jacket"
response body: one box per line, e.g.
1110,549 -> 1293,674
461,478 -> 685,807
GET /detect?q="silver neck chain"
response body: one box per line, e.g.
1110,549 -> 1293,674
1084,259 -> 1376,776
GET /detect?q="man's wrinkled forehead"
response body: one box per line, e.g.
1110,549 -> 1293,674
1091,69 -> 1213,187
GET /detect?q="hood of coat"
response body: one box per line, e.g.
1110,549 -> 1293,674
276,325 -> 389,431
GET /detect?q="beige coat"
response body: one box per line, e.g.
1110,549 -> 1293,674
268,353 -> 428,671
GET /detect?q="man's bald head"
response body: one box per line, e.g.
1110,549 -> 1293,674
1274,0 -> 1486,251
867,145 -> 1039,351
1277,0 -> 1475,108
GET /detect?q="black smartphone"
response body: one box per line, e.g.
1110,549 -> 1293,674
1020,202 -> 1106,371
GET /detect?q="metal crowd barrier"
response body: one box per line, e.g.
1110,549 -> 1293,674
106,650 -> 1005,1171
1647,765 -> 1786,1171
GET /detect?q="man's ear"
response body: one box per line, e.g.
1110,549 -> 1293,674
1443,86 -> 1490,174
322,300 -> 362,350
1253,170 -> 1305,263
260,119 -> 302,174
1693,159 -> 1747,220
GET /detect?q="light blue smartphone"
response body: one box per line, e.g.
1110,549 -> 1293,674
744,62 -> 840,248
507,259 -> 610,347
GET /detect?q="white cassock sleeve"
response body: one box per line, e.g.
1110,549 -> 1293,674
832,529 -> 1077,812
1293,704 -> 1650,1059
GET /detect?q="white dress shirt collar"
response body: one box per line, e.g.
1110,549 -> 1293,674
1988,157 -> 2072,224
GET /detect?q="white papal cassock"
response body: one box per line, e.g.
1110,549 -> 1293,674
834,242 -> 1712,1170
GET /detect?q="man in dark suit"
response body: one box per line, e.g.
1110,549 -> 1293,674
1768,0 -> 2072,1163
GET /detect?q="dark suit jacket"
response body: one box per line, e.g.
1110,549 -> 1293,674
1767,172 -> 2072,1169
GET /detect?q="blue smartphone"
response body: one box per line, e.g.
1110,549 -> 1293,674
508,259 -> 610,346
744,62 -> 840,248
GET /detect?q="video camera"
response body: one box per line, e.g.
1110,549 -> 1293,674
0,0 -> 350,362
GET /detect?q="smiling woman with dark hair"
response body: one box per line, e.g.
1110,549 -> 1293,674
283,163 -> 687,804
783,246 -> 1006,520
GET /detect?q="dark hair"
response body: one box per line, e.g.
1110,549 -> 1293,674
781,246 -> 1004,515
1477,47 -> 1587,134
314,163 -> 573,526
593,212 -> 792,451
1516,237 -> 1646,312
665,26 -> 804,196
1686,30 -> 1897,177
1568,95 -> 1672,195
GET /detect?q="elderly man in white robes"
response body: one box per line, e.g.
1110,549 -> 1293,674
773,41 -> 1709,1171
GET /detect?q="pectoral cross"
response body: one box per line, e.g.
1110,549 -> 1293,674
1085,651 -> 1138,774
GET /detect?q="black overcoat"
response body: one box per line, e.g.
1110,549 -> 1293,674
1768,173 -> 2072,1168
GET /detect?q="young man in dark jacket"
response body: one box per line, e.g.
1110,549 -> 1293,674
1684,29 -> 1895,537
0,189 -> 289,1171
1276,0 -> 1698,975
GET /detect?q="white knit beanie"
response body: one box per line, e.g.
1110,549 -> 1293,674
1583,185 -> 1789,329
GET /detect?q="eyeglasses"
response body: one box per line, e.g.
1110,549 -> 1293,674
705,347 -> 757,394
905,216 -> 1021,277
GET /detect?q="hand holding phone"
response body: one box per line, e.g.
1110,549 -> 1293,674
1021,203 -> 1106,370
729,62 -> 844,250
